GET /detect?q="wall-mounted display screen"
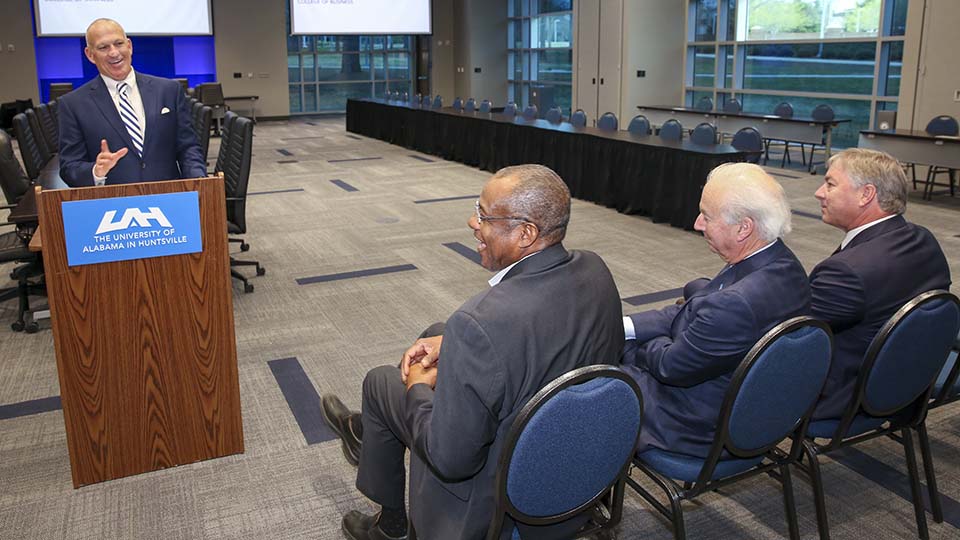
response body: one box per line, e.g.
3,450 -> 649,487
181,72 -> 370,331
290,0 -> 432,35
35,0 -> 213,36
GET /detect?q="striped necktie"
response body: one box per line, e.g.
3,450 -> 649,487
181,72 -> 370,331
116,81 -> 143,157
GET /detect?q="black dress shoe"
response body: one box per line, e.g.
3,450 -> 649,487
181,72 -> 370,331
342,510 -> 408,540
321,394 -> 362,466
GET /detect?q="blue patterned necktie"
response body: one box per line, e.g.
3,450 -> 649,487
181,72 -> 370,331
116,82 -> 143,157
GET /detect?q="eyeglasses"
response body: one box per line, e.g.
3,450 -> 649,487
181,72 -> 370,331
475,200 -> 528,225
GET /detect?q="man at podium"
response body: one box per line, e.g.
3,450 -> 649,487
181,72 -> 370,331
58,18 -> 207,187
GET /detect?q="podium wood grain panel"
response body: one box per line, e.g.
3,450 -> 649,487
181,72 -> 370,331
37,177 -> 244,487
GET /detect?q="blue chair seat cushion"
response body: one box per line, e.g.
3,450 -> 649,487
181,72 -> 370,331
637,448 -> 764,483
806,414 -> 888,439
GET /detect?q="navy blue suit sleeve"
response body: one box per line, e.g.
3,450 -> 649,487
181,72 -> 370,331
810,258 -> 865,331
628,303 -> 681,345
174,89 -> 207,178
403,310 -> 502,482
636,292 -> 760,387
57,96 -> 95,187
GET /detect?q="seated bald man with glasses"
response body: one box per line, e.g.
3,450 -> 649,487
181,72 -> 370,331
321,165 -> 624,540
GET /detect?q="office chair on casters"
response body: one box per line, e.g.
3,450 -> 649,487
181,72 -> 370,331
464,98 -> 477,113
221,116 -> 264,293
195,82 -> 230,136
486,365 -> 642,540
503,102 -> 518,118
797,290 -> 960,540
0,131 -> 44,333
628,317 -> 833,540
479,99 -> 492,114
192,103 -> 212,164
521,104 -> 538,121
452,97 -> 464,111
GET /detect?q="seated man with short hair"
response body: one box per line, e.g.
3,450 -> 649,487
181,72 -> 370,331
621,163 -> 810,457
810,148 -> 951,419
321,164 -> 625,540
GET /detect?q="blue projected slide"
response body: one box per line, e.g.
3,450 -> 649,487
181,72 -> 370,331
35,0 -> 212,36
290,0 -> 432,35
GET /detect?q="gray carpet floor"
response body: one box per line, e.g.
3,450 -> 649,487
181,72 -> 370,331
1,116 -> 958,539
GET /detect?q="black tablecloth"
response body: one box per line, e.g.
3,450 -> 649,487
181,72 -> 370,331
346,99 -> 750,230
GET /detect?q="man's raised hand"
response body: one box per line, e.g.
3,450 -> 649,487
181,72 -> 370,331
93,139 -> 128,177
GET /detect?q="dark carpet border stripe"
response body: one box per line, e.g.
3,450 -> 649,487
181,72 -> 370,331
443,242 -> 482,265
277,149 -> 294,156
277,160 -> 299,164
281,136 -> 327,141
792,209 -> 822,220
345,134 -> 362,140
328,157 -> 382,163
267,358 -> 335,445
249,188 -> 306,196
834,446 -> 960,529
769,171 -> 803,179
409,155 -> 435,163
0,396 -> 62,420
623,288 -> 683,306
330,179 -> 358,192
414,194 -> 479,204
296,264 -> 418,285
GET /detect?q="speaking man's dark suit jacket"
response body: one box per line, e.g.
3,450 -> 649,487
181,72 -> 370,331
621,239 -> 810,458
58,72 -> 206,187
810,215 -> 951,419
400,244 -> 624,540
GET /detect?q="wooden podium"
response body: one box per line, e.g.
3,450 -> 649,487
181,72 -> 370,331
36,177 -> 244,488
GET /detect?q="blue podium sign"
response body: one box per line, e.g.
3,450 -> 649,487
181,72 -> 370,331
61,192 -> 203,267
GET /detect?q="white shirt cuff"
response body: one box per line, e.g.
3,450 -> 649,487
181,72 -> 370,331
92,164 -> 107,186
623,316 -> 636,341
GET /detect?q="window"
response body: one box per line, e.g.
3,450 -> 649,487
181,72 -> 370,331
686,0 -> 907,148
286,12 -> 413,114
508,0 -> 574,114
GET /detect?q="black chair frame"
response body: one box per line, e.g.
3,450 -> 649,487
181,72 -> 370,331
627,317 -> 833,540
487,365 -> 643,540
796,290 -> 960,540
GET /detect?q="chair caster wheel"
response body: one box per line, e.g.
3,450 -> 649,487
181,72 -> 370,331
25,322 -> 38,334
244,283 -> 254,293
256,267 -> 266,276
241,243 -> 250,252
11,321 -> 24,332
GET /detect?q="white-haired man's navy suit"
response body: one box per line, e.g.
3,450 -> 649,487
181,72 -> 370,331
621,239 -> 811,457
58,72 -> 206,187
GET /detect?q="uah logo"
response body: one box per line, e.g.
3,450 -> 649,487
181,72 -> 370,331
95,207 -> 173,235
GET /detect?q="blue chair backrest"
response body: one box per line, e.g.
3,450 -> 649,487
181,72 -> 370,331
773,102 -> 794,119
659,119 -> 683,142
723,98 -> 742,113
464,98 -> 477,113
522,104 -> 538,120
691,122 -> 717,145
597,112 -> 618,131
479,99 -> 492,114
731,127 -> 764,159
496,366 -> 642,527
401,92 -> 409,102
503,102 -> 518,118
545,107 -> 563,124
696,96 -> 714,111
432,95 -> 443,109
569,109 -> 587,128
421,95 -> 431,108
925,115 -> 959,136
452,97 -> 463,111
726,318 -> 832,455
861,291 -> 960,416
627,115 -> 651,136
812,104 -> 835,122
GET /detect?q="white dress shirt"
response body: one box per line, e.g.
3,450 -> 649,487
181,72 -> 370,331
488,251 -> 540,287
839,214 -> 898,250
92,70 -> 147,185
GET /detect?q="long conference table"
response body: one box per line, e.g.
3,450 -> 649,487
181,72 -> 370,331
858,128 -> 959,199
636,105 -> 850,173
346,99 -> 755,230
